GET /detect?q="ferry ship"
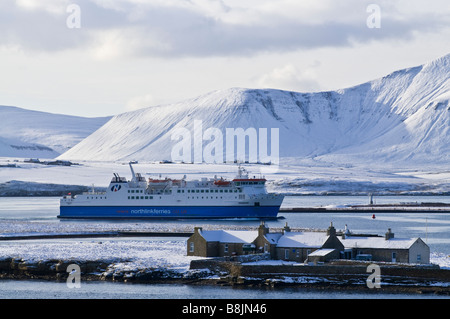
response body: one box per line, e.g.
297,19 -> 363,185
58,164 -> 284,219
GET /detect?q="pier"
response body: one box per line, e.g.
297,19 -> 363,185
0,231 -> 194,241
280,202 -> 450,213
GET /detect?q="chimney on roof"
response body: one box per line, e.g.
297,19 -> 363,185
283,222 -> 291,234
258,221 -> 269,236
194,227 -> 203,235
342,224 -> 351,239
327,222 -> 336,236
385,228 -> 394,240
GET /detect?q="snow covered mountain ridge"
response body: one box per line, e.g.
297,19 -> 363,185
58,53 -> 449,167
0,106 -> 110,158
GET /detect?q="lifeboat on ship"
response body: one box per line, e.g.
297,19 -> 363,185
148,178 -> 170,187
214,179 -> 231,186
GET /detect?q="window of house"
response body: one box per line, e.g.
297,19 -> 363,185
224,244 -> 229,253
284,249 -> 289,259
189,242 -> 194,253
417,254 -> 421,262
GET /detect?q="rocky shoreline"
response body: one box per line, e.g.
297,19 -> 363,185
1,256 -> 449,296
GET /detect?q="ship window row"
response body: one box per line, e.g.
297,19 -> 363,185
127,195 -> 243,200
128,196 -> 154,200
235,181 -> 264,186
178,189 -> 242,194
86,196 -> 107,199
128,189 -> 144,193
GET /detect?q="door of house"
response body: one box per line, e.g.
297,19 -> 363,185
392,252 -> 397,262
343,249 -> 352,260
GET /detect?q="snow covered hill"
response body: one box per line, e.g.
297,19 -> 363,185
0,106 -> 110,158
59,53 -> 449,166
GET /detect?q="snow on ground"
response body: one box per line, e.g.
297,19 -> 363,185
0,220 -> 258,238
431,252 -> 450,270
0,238 -> 202,273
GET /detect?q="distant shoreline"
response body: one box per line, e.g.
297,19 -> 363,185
1,179 -> 450,197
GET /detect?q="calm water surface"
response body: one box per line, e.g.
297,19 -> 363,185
1,279 -> 448,299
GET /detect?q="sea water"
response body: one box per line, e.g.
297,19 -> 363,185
0,279 -> 448,299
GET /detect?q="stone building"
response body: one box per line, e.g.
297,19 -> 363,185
274,223 -> 344,263
339,227 -> 430,264
187,222 -> 343,263
187,227 -> 258,257
187,222 -> 430,264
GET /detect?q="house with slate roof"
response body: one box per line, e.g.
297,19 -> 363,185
274,222 -> 344,263
339,227 -> 430,264
187,227 -> 258,257
187,222 -> 430,264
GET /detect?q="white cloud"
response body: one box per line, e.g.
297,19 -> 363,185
125,94 -> 157,112
257,64 -> 321,92
15,0 -> 70,15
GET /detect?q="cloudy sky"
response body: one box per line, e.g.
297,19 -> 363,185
0,0 -> 449,117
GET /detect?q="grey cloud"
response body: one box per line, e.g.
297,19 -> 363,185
0,0 -> 448,58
